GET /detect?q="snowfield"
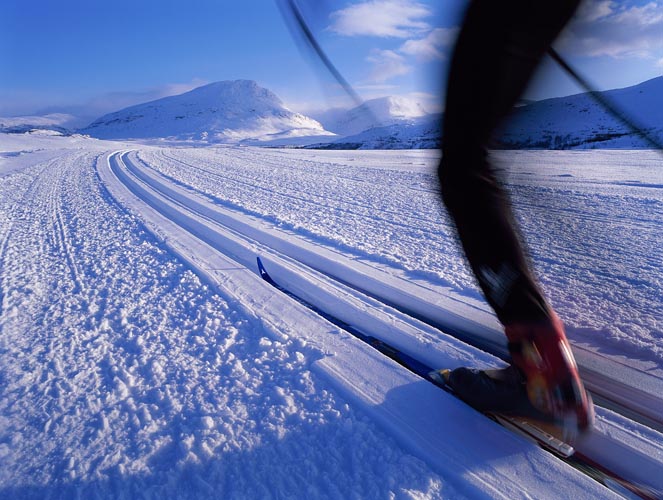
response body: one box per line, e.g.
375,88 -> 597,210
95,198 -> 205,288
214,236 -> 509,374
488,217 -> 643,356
1,134 -> 662,499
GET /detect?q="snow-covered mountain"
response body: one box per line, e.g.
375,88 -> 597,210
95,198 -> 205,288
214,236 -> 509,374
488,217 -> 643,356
498,76 -> 663,149
311,76 -> 663,150
313,96 -> 430,137
314,114 -> 441,150
0,113 -> 77,135
80,80 -> 334,143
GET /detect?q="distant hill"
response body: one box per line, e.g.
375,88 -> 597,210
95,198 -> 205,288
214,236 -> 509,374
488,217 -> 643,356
80,80 -> 335,143
15,76 -> 661,149
310,76 -> 663,150
0,113 -> 77,135
311,115 -> 441,150
497,76 -> 663,149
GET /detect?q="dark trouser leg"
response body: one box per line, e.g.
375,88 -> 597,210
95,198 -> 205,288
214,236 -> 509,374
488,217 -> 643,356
439,0 -> 580,325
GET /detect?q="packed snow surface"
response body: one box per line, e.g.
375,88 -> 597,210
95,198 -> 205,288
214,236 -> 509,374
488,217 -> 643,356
1,133 -> 661,499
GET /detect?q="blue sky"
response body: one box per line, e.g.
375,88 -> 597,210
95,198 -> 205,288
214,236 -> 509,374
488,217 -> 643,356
1,0 -> 662,122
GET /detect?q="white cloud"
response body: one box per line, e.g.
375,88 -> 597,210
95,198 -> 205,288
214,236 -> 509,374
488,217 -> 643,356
562,1 -> 663,58
576,0 -> 614,22
366,49 -> 412,82
329,0 -> 431,38
362,27 -> 458,82
403,91 -> 442,113
399,27 -> 458,61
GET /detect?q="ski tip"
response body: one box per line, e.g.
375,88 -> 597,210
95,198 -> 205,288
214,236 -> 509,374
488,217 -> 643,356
256,256 -> 277,285
256,256 -> 269,278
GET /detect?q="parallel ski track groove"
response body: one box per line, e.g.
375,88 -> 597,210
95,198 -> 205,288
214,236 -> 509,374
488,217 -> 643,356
150,149 -> 450,232
52,164 -> 84,295
108,150 -> 660,500
141,149 -> 663,435
125,150 -> 663,428
123,150 -> 663,427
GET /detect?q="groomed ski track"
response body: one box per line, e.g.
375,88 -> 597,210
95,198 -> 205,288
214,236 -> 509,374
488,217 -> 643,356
100,149 -> 663,499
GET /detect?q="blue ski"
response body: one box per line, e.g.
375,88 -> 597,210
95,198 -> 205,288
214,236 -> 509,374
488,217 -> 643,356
255,256 -> 657,498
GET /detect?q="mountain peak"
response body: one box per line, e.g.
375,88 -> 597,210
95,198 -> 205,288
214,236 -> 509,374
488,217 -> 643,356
188,80 -> 281,104
80,80 -> 331,142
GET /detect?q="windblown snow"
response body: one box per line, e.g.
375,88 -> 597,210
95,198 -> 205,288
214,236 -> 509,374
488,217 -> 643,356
313,96 -> 430,137
1,132 -> 661,499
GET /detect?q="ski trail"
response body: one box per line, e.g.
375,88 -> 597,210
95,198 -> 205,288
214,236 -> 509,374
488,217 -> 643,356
0,141 -> 656,498
101,150 -> 651,498
140,147 -> 663,368
113,150 -> 496,369
53,183 -> 84,295
153,149 -> 444,232
0,157 -> 57,319
0,147 -> 472,499
140,148 -> 461,284
123,149 -> 663,436
110,149 -> 663,497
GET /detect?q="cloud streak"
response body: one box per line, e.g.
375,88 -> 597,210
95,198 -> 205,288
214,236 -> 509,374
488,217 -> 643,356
366,49 -> 412,82
329,0 -> 431,38
563,1 -> 663,58
329,1 -> 459,84
399,27 -> 458,61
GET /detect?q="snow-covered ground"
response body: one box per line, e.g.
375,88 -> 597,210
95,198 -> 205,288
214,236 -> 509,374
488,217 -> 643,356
1,134 -> 661,499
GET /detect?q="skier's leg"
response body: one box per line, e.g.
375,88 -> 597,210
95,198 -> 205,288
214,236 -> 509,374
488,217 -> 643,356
439,0 -> 580,324
438,0 -> 592,432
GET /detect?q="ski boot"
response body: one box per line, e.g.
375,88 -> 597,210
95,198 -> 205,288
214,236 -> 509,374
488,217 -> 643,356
446,313 -> 594,437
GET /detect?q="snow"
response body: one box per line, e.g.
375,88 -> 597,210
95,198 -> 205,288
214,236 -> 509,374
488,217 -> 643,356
0,113 -> 79,134
62,76 -> 663,150
1,133 -> 662,498
500,76 -> 663,149
80,80 -> 334,143
313,96 -> 430,137
312,76 -> 663,150
320,116 -> 440,150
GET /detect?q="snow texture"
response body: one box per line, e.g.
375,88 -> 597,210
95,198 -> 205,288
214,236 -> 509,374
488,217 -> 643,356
499,76 -> 663,149
1,132 -> 661,499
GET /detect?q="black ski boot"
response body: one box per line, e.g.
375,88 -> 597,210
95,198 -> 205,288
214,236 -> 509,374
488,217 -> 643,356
444,364 -> 556,420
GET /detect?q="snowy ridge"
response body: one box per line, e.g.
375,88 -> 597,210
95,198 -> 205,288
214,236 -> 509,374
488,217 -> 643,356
0,113 -> 76,135
500,75 -> 663,149
80,80 -> 334,143
310,76 -> 663,150
313,115 -> 440,150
